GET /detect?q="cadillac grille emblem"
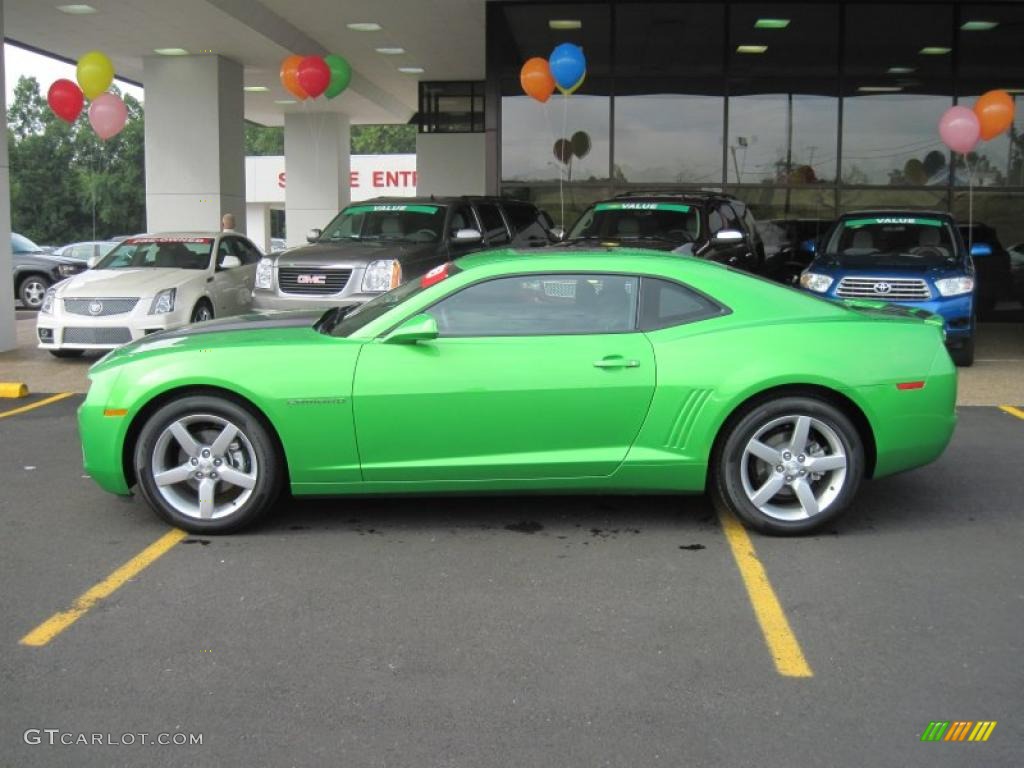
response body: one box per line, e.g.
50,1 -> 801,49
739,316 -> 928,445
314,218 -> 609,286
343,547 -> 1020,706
873,282 -> 892,295
297,274 -> 327,285
88,300 -> 104,315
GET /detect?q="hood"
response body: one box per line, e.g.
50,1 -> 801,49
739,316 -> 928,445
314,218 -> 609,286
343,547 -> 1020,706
90,310 -> 330,373
811,253 -> 966,275
55,268 -> 205,297
275,239 -> 437,267
18,250 -> 79,266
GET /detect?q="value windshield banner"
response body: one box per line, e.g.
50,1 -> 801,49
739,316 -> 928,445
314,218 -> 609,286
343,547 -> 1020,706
595,202 -> 691,213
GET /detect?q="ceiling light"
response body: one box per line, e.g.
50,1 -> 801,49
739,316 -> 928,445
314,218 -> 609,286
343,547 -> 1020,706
754,18 -> 790,29
375,47 -> 405,55
1003,88 -> 1024,94
347,22 -> 381,32
919,47 -> 951,55
736,45 -> 768,54
154,48 -> 189,56
243,86 -> 269,92
57,4 -> 97,14
274,99 -> 297,104
961,20 -> 998,32
398,67 -> 425,74
549,20 -> 582,30
887,66 -> 916,74
858,86 -> 903,93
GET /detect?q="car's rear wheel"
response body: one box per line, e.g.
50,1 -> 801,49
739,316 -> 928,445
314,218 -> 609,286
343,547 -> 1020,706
191,300 -> 214,323
134,396 -> 281,533
711,397 -> 865,535
49,349 -> 84,358
18,274 -> 50,309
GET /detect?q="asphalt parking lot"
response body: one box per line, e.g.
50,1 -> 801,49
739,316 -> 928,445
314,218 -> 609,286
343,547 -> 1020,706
1,393 -> 1022,767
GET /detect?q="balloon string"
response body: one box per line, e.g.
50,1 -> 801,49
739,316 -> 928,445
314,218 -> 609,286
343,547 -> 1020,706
91,143 -> 97,241
560,92 -> 569,229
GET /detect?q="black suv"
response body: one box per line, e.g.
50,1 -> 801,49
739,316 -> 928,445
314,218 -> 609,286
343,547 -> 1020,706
253,196 -> 556,310
557,192 -> 766,273
957,223 -> 1013,317
9,232 -> 87,309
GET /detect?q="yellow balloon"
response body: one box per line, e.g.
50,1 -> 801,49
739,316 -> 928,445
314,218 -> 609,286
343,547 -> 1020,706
77,51 -> 115,100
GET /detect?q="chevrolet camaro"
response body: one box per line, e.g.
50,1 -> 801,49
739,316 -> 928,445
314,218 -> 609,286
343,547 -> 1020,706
78,249 -> 957,535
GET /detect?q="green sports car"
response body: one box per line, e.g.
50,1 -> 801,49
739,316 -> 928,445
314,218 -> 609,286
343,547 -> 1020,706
79,248 -> 957,535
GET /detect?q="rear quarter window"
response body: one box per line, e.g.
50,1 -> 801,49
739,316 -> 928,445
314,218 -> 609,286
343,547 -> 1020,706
638,277 -> 726,331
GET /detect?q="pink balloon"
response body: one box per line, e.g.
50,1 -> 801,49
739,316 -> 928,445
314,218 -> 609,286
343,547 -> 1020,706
938,106 -> 980,154
88,92 -> 128,140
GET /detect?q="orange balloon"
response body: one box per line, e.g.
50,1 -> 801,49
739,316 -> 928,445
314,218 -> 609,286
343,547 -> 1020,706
520,57 -> 555,103
280,55 -> 309,100
974,89 -> 1015,141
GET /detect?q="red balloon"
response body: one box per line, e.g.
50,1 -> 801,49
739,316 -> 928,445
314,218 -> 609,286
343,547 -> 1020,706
297,56 -> 331,99
47,79 -> 84,123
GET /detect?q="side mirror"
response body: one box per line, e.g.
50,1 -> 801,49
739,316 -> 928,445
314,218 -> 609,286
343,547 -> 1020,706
219,254 -> 242,270
550,227 -> 566,241
800,238 -> 817,254
306,228 -> 322,243
452,228 -> 483,243
86,255 -> 99,268
712,229 -> 744,243
383,313 -> 439,344
970,242 -> 992,257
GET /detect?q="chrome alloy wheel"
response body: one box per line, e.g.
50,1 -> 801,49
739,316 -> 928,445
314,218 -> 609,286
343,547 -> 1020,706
739,414 -> 848,522
150,414 -> 258,520
21,278 -> 48,308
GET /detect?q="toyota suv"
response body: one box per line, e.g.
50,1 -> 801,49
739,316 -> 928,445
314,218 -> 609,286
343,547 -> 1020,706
556,192 -> 766,273
252,197 -> 555,310
799,211 -> 976,366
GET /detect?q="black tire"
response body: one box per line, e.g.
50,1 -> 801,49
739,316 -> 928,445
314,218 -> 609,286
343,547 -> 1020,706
18,274 -> 51,309
711,396 -> 865,535
49,349 -> 84,358
950,335 -> 975,367
134,395 -> 282,534
191,300 -> 214,323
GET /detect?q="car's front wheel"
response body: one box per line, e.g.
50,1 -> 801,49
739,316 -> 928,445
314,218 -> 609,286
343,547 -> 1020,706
134,396 -> 282,533
711,397 -> 865,535
18,274 -> 51,309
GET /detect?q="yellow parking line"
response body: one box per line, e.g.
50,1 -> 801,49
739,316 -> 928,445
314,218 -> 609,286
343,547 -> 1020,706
20,529 -> 187,647
719,509 -> 813,678
0,392 -> 75,420
999,405 -> 1024,421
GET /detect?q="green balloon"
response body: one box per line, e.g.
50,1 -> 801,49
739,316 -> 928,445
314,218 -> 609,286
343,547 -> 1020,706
324,54 -> 351,99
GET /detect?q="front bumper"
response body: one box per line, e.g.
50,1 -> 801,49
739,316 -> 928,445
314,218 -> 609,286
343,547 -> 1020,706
78,369 -> 132,494
37,303 -> 192,351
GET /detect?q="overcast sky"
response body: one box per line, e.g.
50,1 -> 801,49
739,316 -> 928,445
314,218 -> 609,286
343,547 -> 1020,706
4,43 -> 144,105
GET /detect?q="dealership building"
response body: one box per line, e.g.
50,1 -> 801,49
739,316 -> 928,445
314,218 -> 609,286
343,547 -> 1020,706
1,0 -> 1022,351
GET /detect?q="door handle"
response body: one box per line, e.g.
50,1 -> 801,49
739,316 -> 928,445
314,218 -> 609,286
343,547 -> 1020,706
593,357 -> 640,369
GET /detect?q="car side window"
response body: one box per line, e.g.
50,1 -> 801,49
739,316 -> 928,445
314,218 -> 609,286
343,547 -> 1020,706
503,203 -> 552,245
216,239 -> 238,269
426,274 -> 639,337
707,207 -> 724,235
475,203 -> 511,245
234,238 -> 262,264
718,203 -> 741,232
448,205 -> 478,237
638,278 -> 725,331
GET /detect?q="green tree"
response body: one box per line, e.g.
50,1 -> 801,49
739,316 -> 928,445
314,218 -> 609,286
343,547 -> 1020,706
245,121 -> 284,155
351,124 -> 416,154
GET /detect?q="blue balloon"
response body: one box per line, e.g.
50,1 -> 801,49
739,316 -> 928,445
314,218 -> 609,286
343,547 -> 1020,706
548,43 -> 586,91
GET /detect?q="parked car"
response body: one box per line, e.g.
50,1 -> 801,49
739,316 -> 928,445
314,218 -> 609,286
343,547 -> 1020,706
53,240 -> 121,264
9,232 -> 87,309
270,237 -> 286,253
758,218 -> 833,284
957,223 -> 1012,317
78,248 -> 956,535
800,211 -> 976,366
557,192 -> 766,273
37,232 -> 261,358
252,197 -> 556,310
1007,242 -> 1024,306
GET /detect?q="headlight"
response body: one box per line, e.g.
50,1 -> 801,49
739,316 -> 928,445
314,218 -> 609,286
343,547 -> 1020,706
148,287 -> 176,315
361,260 -> 402,293
799,272 -> 834,293
58,263 -> 80,278
255,257 -> 274,290
934,276 -> 974,297
41,287 -> 56,314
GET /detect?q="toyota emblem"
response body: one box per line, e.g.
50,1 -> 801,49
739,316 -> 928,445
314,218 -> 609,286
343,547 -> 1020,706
88,300 -> 104,315
873,282 -> 892,295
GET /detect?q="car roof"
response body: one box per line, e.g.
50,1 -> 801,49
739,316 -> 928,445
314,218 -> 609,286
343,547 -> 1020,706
132,231 -> 226,238
358,196 -> 532,206
610,191 -> 738,204
838,209 -> 952,219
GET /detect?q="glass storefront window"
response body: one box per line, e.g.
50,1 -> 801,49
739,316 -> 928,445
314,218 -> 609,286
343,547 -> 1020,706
952,191 -> 1024,249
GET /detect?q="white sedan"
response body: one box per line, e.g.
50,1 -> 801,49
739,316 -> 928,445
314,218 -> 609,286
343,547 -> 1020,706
37,232 -> 261,358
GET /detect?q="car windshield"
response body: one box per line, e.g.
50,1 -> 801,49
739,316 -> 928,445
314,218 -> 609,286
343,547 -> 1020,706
323,262 -> 462,337
568,202 -> 701,244
318,203 -> 446,244
11,232 -> 43,253
822,217 -> 959,268
96,237 -> 214,270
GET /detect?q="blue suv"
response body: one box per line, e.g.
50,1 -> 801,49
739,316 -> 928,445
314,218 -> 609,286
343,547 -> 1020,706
799,211 -> 975,366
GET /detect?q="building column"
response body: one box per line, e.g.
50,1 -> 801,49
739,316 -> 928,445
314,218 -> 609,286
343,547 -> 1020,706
0,0 -> 15,352
284,112 -> 349,246
142,55 -> 245,233
245,203 -> 271,253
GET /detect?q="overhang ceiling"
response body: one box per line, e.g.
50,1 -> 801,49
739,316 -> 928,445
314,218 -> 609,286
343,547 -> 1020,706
3,0 -> 488,125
